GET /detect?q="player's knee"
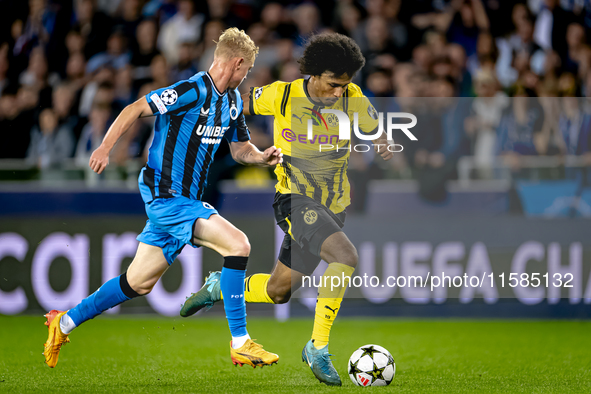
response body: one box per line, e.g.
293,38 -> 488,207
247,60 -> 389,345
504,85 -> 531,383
228,232 -> 250,256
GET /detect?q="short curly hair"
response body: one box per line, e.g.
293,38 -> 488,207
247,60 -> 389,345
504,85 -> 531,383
298,33 -> 366,78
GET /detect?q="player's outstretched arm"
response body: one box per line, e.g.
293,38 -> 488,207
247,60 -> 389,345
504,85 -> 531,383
229,141 -> 283,167
89,97 -> 153,174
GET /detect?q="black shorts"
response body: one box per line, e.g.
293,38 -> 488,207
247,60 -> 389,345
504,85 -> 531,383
273,193 -> 346,275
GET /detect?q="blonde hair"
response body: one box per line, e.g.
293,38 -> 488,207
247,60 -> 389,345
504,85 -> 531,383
214,28 -> 259,63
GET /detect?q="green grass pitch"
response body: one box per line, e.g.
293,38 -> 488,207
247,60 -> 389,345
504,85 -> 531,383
1,315 -> 590,393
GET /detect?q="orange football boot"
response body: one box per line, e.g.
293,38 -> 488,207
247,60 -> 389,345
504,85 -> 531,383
43,310 -> 70,368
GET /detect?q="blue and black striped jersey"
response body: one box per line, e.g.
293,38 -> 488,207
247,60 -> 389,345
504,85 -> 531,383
138,71 -> 250,203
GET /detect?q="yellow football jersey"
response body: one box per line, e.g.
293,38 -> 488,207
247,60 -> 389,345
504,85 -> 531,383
249,78 -> 379,214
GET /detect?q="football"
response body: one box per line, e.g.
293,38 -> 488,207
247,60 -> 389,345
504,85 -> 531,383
348,344 -> 395,387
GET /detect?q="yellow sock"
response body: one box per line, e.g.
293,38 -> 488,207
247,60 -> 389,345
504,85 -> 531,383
244,274 -> 274,303
220,274 -> 274,303
312,262 -> 355,349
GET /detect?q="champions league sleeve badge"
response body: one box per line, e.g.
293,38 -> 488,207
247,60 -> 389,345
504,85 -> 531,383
254,87 -> 263,100
160,89 -> 178,106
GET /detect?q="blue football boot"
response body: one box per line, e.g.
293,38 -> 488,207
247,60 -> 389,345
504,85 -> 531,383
301,340 -> 342,386
180,271 -> 221,317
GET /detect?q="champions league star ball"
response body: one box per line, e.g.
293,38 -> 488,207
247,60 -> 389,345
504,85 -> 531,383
348,344 -> 395,387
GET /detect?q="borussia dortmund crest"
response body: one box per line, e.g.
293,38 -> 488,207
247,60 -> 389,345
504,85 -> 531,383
367,105 -> 378,120
304,210 -> 318,225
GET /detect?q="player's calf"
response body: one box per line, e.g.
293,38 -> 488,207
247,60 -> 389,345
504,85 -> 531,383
266,278 -> 292,304
265,259 -> 307,304
320,232 -> 359,269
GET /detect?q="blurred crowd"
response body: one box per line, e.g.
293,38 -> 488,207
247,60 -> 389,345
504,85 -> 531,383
0,0 -> 591,204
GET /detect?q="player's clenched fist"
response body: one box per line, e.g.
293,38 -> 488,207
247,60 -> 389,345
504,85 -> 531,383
263,146 -> 283,165
375,145 -> 393,161
374,134 -> 393,161
89,145 -> 110,174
